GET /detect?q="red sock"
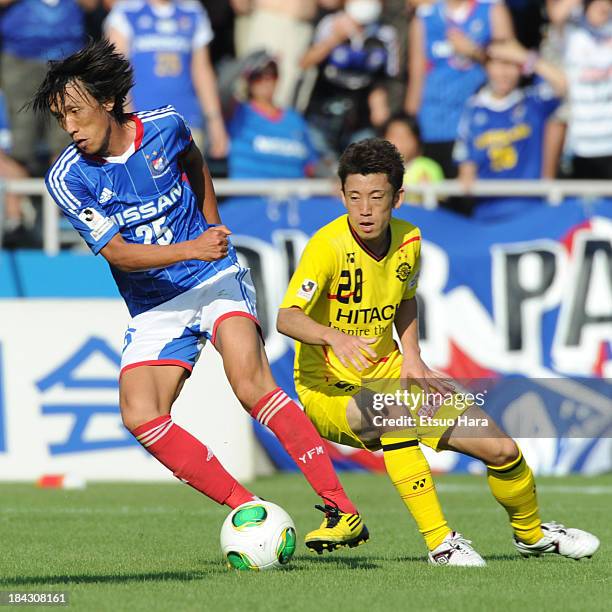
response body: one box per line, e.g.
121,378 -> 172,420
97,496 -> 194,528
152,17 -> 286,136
252,388 -> 358,514
132,415 -> 254,508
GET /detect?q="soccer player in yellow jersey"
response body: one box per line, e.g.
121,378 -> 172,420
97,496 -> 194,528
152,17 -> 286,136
278,139 -> 600,565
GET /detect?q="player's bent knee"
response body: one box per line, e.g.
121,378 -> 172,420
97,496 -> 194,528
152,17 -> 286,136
229,378 -> 274,412
119,399 -> 165,432
120,408 -> 147,433
486,437 -> 520,467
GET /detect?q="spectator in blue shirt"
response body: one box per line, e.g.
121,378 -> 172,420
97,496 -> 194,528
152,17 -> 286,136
105,0 -> 228,158
405,0 -> 514,178
0,0 -> 96,172
454,39 -> 567,220
228,52 -> 319,179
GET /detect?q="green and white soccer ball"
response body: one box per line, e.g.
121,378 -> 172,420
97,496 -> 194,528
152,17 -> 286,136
220,501 -> 297,571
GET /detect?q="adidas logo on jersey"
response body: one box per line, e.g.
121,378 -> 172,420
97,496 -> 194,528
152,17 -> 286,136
99,188 -> 114,204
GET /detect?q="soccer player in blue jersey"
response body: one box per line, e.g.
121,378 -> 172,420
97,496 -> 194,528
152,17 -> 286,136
32,39 -> 368,553
454,39 -> 567,220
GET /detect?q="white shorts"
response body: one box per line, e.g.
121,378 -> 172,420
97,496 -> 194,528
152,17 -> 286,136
120,266 -> 259,376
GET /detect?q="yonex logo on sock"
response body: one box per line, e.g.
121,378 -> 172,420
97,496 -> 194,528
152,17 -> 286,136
413,478 -> 426,490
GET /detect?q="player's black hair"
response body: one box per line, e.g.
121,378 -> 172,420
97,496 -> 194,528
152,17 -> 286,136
338,138 -> 404,194
381,112 -> 423,148
30,39 -> 134,124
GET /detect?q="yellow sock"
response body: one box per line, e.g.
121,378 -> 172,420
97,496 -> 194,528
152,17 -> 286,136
381,435 -> 450,550
486,449 -> 544,545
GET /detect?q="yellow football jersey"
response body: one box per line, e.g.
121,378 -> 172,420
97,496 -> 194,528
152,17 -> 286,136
279,214 -> 421,386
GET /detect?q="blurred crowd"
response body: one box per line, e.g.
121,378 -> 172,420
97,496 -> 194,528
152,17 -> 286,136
0,0 -> 611,245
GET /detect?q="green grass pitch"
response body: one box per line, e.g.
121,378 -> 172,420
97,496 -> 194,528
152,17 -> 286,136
1,473 -> 609,611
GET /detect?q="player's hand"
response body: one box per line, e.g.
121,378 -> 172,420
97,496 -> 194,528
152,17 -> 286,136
487,39 -> 529,66
326,329 -> 378,371
447,28 -> 481,61
332,13 -> 360,43
459,171 -> 475,194
400,356 -> 455,398
191,226 -> 232,261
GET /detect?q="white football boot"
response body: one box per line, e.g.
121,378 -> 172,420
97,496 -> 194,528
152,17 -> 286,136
428,531 -> 487,567
514,522 -> 600,560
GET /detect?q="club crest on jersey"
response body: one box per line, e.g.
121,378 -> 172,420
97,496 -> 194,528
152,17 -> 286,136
396,262 -> 412,282
146,150 -> 169,176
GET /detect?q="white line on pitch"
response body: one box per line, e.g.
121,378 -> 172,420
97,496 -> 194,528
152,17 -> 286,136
0,507 -> 206,515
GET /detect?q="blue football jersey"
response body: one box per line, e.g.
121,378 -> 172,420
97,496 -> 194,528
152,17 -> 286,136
454,83 -> 560,179
417,0 -> 495,143
228,103 -> 319,179
105,0 -> 213,130
45,106 -> 237,317
0,0 -> 85,61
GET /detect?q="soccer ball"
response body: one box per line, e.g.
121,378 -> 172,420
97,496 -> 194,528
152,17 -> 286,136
220,501 -> 297,571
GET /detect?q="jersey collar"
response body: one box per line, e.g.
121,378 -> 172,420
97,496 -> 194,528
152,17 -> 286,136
85,115 -> 144,164
442,0 -> 477,25
347,217 -> 391,262
250,101 -> 284,122
475,87 -> 524,112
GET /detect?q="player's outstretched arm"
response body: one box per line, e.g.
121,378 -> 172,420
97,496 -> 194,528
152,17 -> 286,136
100,227 -> 231,272
179,141 -> 222,224
277,306 -> 376,371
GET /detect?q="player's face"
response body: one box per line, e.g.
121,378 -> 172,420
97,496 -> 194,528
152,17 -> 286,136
50,82 -> 114,156
342,173 -> 402,243
384,121 -> 419,163
486,58 -> 521,98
